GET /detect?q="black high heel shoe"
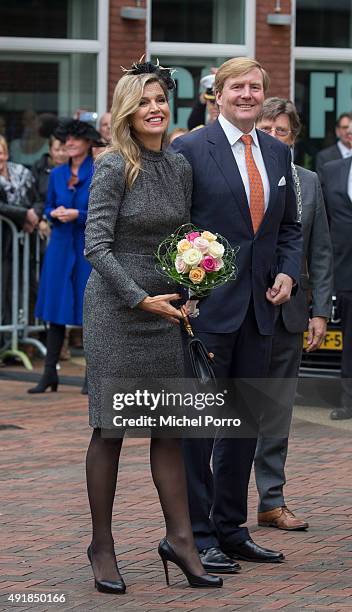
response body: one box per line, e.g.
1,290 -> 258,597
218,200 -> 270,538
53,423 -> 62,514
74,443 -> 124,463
27,370 -> 59,394
158,538 -> 223,588
87,545 -> 126,594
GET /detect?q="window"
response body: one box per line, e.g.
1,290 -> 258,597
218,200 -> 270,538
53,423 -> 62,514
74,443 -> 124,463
153,55 -> 230,130
296,0 -> 352,48
152,0 -> 245,45
0,53 -> 96,166
295,61 -> 352,169
0,0 -> 97,39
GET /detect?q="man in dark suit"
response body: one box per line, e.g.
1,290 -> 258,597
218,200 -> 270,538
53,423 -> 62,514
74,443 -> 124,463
321,136 -> 352,420
315,112 -> 352,180
171,57 -> 302,572
254,98 -> 333,530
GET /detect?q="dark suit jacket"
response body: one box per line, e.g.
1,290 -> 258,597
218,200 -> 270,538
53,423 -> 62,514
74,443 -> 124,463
315,144 -> 341,180
171,120 -> 302,335
281,166 -> 333,333
321,157 -> 352,291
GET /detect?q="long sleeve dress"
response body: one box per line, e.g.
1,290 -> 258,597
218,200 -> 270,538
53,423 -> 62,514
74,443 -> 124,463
35,155 -> 93,325
83,147 -> 192,428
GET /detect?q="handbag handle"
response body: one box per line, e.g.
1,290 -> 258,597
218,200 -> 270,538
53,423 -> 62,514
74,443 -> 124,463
180,305 -> 214,360
180,305 -> 194,337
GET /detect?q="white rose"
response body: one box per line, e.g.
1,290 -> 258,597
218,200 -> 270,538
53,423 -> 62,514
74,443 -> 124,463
208,241 -> 225,258
182,248 -> 203,267
175,255 -> 189,274
193,237 -> 210,254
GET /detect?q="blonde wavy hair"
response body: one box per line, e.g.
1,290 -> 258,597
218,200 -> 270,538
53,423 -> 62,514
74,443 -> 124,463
103,73 -> 169,188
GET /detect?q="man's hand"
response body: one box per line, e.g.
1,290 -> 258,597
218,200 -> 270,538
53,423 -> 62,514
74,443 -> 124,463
266,273 -> 293,305
23,208 -> 39,233
25,207 -> 39,226
305,316 -> 327,352
23,221 -> 35,234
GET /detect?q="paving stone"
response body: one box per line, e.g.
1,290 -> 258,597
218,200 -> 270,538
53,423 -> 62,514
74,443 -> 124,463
0,378 -> 351,611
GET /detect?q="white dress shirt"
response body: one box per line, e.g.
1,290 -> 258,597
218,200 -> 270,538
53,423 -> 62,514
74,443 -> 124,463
337,140 -> 352,159
218,113 -> 270,211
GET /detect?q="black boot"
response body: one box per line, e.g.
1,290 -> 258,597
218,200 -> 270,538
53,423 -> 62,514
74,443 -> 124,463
28,368 -> 58,393
28,324 -> 65,394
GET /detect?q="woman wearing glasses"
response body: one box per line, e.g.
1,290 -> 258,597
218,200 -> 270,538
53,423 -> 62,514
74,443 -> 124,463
28,119 -> 104,394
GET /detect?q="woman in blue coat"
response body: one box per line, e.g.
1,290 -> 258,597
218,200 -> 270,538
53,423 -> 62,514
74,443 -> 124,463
28,119 -> 103,393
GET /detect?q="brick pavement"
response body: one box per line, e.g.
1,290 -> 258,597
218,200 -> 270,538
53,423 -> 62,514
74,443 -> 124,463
0,374 -> 351,612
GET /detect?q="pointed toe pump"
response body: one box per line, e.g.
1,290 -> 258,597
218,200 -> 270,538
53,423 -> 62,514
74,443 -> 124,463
158,538 -> 223,588
87,545 -> 126,594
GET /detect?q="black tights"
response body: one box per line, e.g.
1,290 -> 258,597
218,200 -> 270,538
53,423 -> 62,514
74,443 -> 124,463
86,429 -> 203,581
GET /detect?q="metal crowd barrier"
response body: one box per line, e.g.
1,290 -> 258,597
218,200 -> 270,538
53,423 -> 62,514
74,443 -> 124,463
0,214 -> 46,370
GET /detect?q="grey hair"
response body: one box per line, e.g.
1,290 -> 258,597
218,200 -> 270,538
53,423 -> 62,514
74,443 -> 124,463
256,97 -> 301,139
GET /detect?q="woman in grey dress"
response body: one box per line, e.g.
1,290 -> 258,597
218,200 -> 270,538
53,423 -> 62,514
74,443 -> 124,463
83,62 -> 222,594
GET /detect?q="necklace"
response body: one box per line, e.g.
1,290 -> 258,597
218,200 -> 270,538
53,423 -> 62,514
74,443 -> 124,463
291,162 -> 302,223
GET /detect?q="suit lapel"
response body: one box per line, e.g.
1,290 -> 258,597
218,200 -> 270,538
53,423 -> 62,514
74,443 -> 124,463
339,157 -> 352,205
206,121 -> 253,233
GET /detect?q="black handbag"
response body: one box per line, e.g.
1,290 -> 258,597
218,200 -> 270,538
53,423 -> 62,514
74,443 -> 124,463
180,307 -> 216,385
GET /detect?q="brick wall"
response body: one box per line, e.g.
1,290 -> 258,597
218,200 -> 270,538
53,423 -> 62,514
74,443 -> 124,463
108,0 -> 147,107
107,1 -> 293,106
255,0 -> 292,99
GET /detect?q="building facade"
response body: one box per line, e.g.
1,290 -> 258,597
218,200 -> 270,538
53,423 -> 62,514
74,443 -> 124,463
1,0 -> 352,169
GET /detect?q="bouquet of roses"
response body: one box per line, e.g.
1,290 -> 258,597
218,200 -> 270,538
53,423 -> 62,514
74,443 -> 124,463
155,223 -> 239,298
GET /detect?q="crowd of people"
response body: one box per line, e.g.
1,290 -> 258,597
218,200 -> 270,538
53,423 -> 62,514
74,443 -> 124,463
1,55 -> 351,595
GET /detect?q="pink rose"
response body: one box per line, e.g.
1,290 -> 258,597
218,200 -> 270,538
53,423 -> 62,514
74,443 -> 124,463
193,236 -> 210,253
175,255 -> 189,274
201,255 -> 217,272
185,231 -> 200,243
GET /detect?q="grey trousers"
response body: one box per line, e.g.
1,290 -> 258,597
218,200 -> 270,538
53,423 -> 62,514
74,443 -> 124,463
254,314 -> 303,513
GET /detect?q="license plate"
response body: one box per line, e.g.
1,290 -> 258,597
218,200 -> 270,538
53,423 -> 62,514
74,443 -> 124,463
303,330 -> 343,350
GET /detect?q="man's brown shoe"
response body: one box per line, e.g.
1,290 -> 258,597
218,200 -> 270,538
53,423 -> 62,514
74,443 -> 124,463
258,506 -> 309,531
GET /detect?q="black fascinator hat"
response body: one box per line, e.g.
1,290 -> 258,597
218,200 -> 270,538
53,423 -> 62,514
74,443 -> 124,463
54,118 -> 105,146
121,57 -> 176,91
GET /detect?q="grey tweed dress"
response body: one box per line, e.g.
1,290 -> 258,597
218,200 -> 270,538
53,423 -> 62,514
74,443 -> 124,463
83,148 -> 192,427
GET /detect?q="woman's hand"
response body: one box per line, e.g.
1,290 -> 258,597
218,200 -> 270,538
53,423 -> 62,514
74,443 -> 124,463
50,207 -> 79,223
138,293 -> 183,324
38,219 -> 51,239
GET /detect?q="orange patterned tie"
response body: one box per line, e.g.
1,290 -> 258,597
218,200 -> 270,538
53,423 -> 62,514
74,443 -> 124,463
240,134 -> 265,233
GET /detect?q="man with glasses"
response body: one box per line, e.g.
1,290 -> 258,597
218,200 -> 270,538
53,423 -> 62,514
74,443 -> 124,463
316,112 -> 352,180
254,97 -> 333,530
